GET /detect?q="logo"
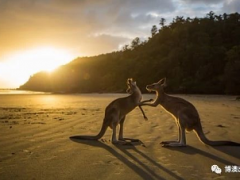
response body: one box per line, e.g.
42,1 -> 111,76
211,165 -> 222,174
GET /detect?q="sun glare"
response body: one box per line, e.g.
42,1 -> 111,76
0,47 -> 75,88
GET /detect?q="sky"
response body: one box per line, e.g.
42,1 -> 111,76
0,0 -> 240,88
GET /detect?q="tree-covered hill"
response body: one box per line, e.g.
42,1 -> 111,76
19,12 -> 240,94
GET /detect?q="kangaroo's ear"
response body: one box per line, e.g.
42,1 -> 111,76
162,78 -> 167,87
158,78 -> 167,86
162,77 -> 166,84
133,81 -> 137,86
158,78 -> 165,84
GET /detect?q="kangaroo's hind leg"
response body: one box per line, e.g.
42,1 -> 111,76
118,116 -> 126,141
162,117 -> 187,147
111,113 -> 120,144
111,115 -> 131,145
162,126 -> 187,147
161,126 -> 181,145
118,116 -> 140,143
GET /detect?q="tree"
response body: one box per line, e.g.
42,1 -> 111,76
224,46 -> 240,94
131,37 -> 140,50
206,11 -> 215,20
151,25 -> 158,37
159,18 -> 166,27
173,16 -> 185,23
121,44 -> 129,52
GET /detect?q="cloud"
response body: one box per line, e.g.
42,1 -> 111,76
1,0 -> 239,61
181,0 -> 224,4
179,0 -> 240,15
175,0 -> 224,18
77,34 -> 131,56
0,0 -> 175,59
223,0 -> 240,13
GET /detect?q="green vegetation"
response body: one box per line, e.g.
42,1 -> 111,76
19,12 -> 240,94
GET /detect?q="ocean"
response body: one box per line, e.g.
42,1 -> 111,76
0,89 -> 48,95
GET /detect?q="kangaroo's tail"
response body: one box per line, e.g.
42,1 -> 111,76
194,123 -> 240,146
70,119 -> 108,140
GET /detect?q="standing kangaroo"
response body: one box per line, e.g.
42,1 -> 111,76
140,78 -> 240,147
71,78 -> 150,145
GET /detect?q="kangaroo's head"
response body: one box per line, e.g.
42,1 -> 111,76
126,78 -> 139,94
146,78 -> 167,92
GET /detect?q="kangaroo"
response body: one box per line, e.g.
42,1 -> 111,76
140,78 -> 240,147
71,78 -> 151,145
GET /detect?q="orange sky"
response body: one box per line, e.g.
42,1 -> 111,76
0,0 -> 239,88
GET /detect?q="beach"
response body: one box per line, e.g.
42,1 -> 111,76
0,93 -> 240,180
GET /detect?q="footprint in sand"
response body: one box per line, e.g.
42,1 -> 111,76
216,124 -> 226,128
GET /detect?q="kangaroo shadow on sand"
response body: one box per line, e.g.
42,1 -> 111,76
166,145 -> 240,165
211,146 -> 240,160
69,136 -> 184,180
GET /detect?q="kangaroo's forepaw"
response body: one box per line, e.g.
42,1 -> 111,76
144,116 -> 148,121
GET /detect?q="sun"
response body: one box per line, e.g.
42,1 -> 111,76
0,46 -> 75,88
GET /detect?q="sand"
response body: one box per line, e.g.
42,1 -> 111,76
0,93 -> 240,180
